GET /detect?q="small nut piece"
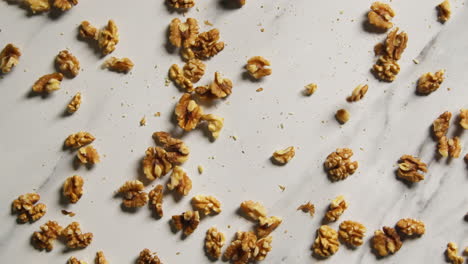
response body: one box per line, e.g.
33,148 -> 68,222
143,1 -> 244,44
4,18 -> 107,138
68,257 -> 87,264
0,44 -> 21,74
324,148 -> 358,181
417,70 -> 445,95
395,218 -> 425,237
272,146 -> 295,165
224,231 -> 272,262
142,147 -> 172,180
459,109 -> 468,129
12,193 -> 46,223
324,195 -> 349,222
117,180 -> 149,208
56,50 -> 80,77
297,202 -> 315,216
256,216 -> 282,238
205,227 -> 226,260
372,227 -> 402,257
148,185 -> 164,217
338,220 -> 366,247
183,59 -> 206,83
153,131 -> 190,164
169,18 -> 199,48
397,155 -> 427,183
32,221 -> 63,251
61,222 -> 93,249
167,166 -> 192,196
172,210 -> 200,236
169,64 -> 193,92
175,93 -> 204,131
368,2 -> 395,30
246,56 -> 272,79
192,195 -> 222,215
67,92 -> 82,114
24,0 -> 50,13
53,0 -> 78,11
65,131 -> 95,149
104,57 -> 134,73
335,109 -> 350,124
446,242 -> 464,264
437,0 -> 451,23
77,145 -> 100,164
95,251 -> 109,264
79,21 -> 99,40
202,114 -> 224,139
63,175 -> 84,204
240,200 -> 267,221
32,73 -> 63,93
347,84 -> 368,102
167,0 -> 195,9
312,225 -> 340,258
98,20 -> 119,55
183,29 -> 225,60
433,111 -> 452,139
304,83 -> 317,96
137,249 -> 162,264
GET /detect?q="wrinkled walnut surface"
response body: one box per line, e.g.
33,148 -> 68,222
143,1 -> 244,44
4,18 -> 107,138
446,242 -> 464,264
372,227 -> 402,257
338,220 -> 366,247
53,0 -> 78,11
205,227 -> 225,259
201,114 -> 224,139
148,185 -> 164,217
12,193 -> 46,223
272,146 -> 295,164
63,175 -> 84,204
312,225 -> 340,258
396,218 -> 425,236
175,93 -> 204,131
246,56 -> 272,79
61,222 -> 93,248
240,200 -> 267,221
297,202 -> 315,216
256,216 -> 282,238
192,195 -> 221,215
104,57 -> 134,73
32,221 -> 62,251
117,180 -> 149,208
77,145 -> 100,164
67,92 -> 82,114
324,195 -> 349,222
56,50 -> 80,77
65,131 -> 95,149
0,43 -> 21,74
32,73 -> 63,93
324,148 -> 358,181
347,84 -> 368,102
137,249 -> 162,264
368,2 -> 395,30
397,155 -> 427,183
167,166 -> 192,196
172,210 -> 200,236
417,70 -> 445,95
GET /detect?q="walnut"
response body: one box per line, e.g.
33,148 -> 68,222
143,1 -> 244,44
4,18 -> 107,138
437,0 -> 451,23
79,21 -> 99,40
397,155 -> 427,183
254,236 -> 273,261
175,93 -> 204,131
368,2 -> 395,30
335,109 -> 350,124
395,218 -> 425,237
183,59 -> 205,83
24,0 -> 50,13
459,109 -> 468,129
67,92 -> 82,114
167,0 -> 195,9
205,227 -> 226,260
433,111 -> 452,139
62,222 -> 93,248
12,193 -> 46,223
32,221 -> 63,251
192,195 -> 222,215
152,131 -> 190,164
346,84 -> 368,102
167,166 -> 192,196
63,175 -> 84,204
324,148 -> 358,181
142,147 -> 172,180
65,131 -> 95,149
169,18 -> 199,48
77,145 -> 100,164
439,136 -> 449,157
447,137 -> 462,158
53,0 -> 78,11
56,50 -> 80,77
104,57 -> 134,73
311,225 -> 340,258
372,56 -> 400,82
32,73 -> 63,93
148,185 -> 164,217
382,28 -> 408,61
246,56 -> 272,79
137,249 -> 162,264
338,220 -> 366,247
172,210 -> 200,236
183,29 -> 225,60
297,202 -> 315,216
95,251 -> 109,264
68,257 -> 87,264
98,20 -> 119,55
272,146 -> 295,164
0,44 -> 21,74
240,200 -> 267,221
417,70 -> 445,95
117,180 -> 149,208
372,227 -> 402,257
201,114 -> 224,139
446,242 -> 464,264
256,216 -> 282,238
324,195 -> 349,222
169,64 -> 193,92
195,72 -> 233,100
223,231 -> 258,263
304,83 -> 317,96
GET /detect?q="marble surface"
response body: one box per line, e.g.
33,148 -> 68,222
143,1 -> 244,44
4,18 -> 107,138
1,0 -> 468,263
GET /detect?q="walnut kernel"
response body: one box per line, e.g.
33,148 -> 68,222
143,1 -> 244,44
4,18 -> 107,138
246,56 -> 272,79
24,0 -> 50,13
137,249 -> 162,264
312,225 -> 340,258
297,202 -> 315,216
205,227 -> 226,260
372,227 -> 402,257
167,0 -> 195,9
272,146 -> 295,164
148,185 -> 164,217
396,218 -> 425,236
53,0 -> 78,11
240,200 -> 267,221
183,29 -> 224,60
192,195 -> 222,215
142,147 -> 172,180
79,21 -> 99,40
347,84 -> 368,102
325,195 -> 349,222
0,44 -> 21,74
65,131 -> 95,149
117,180 -> 149,208
397,155 -> 427,183
95,251 -> 109,264
338,220 -> 366,247
172,210 -> 200,236
183,59 -> 205,83
368,2 -> 395,30
32,73 -> 63,93
104,57 -> 134,73
32,221 -> 63,251
77,145 -> 100,164
12,193 -> 46,223
153,131 -> 190,164
437,0 -> 451,23
61,222 -> 93,249
56,50 -> 80,77
459,109 -> 468,129
98,20 -> 119,55
167,166 -> 192,196
324,148 -> 358,181
68,257 -> 87,264
63,175 -> 84,204
373,56 -> 400,82
335,109 -> 350,124
67,92 -> 82,114
223,231 -> 267,263
304,83 -> 317,95
169,18 -> 199,48
446,242 -> 464,264
256,216 -> 282,238
175,93 -> 204,131
169,64 -> 193,92
417,70 -> 445,95
433,111 -> 452,139
202,114 -> 224,139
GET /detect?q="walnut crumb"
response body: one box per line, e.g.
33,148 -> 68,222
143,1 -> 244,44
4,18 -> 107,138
240,200 -> 267,221
61,209 -> 76,217
56,50 -> 80,77
77,145 -> 100,164
201,114 -> 224,139
192,195 -> 222,215
324,148 -> 358,181
167,0 -> 195,9
32,221 -> 62,251
198,165 -> 204,174
372,227 -> 402,257
175,93 -> 204,131
104,57 -> 134,73
137,249 -> 162,264
272,146 -> 295,165
117,180 -> 149,208
95,251 -> 109,264
459,109 -> 468,129
53,0 -> 78,11
32,73 -> 63,93
172,210 -> 200,236
148,185 -> 164,217
297,202 -> 315,216
446,242 -> 464,264
205,227 -> 226,260
256,87 -> 264,92
433,111 -> 452,139
0,44 -> 21,74
335,109 -> 350,124
368,2 -> 395,30
140,116 -> 146,126
339,220 -> 366,247
347,84 -> 368,102
65,131 -> 95,149
12,193 -> 46,223
312,225 -> 340,258
24,0 -> 50,13
61,222 -> 93,249
304,83 -> 317,95
246,56 -> 272,79
63,175 -> 84,204
167,166 -> 192,196
67,92 -> 82,114
396,218 -> 425,237
324,195 -> 349,222
256,216 -> 282,238
417,70 -> 445,95
397,155 -> 427,183
437,0 -> 451,23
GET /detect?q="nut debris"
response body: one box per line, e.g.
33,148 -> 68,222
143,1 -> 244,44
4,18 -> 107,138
205,227 -> 226,260
117,180 -> 149,208
246,56 -> 272,79
433,111 -> 452,139
324,148 -> 358,181
172,210 -> 200,236
95,251 -> 109,264
167,0 -> 195,9
169,18 -> 199,48
256,216 -> 282,238
24,0 -> 50,13
104,57 -> 134,73
148,185 -> 164,217
192,195 -> 222,215
12,193 -> 46,223
0,43 -> 21,74
459,109 -> 468,129
338,220 -> 366,247
397,155 -> 427,183
368,2 -> 395,30
53,0 -> 78,11
347,84 -> 368,102
65,132 -> 95,149
32,73 -> 63,93
240,200 -> 267,221
175,93 -> 204,131
61,222 -> 93,248
437,0 -> 451,23
371,227 -> 402,257
335,109 -> 350,124
446,242 -> 464,264
77,145 -> 100,164
152,131 -> 190,164
202,114 -> 224,139
167,166 -> 192,196
297,202 -> 315,216
324,195 -> 349,222
137,249 -> 162,264
63,175 -> 84,204
32,221 -> 63,251
142,147 -> 172,180
272,146 -> 295,165
395,218 -> 425,237
417,70 -> 445,95
304,83 -> 317,95
311,225 -> 340,258
67,92 -> 82,114
56,50 -> 80,77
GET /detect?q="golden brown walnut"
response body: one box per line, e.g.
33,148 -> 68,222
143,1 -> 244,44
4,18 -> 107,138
183,59 -> 205,83
63,175 -> 84,204
324,195 -> 349,222
223,231 -> 261,263
142,147 -> 172,180
32,73 -> 63,93
0,44 -> 21,74
68,257 -> 87,264
117,180 -> 149,208
167,0 -> 195,9
201,114 -> 224,139
311,225 -> 340,258
417,70 -> 445,95
175,93 -> 204,131
67,92 -> 82,114
183,29 -> 225,60
335,109 -> 350,124
53,0 -> 78,11
98,20 -> 119,55
32,221 -> 63,251
172,210 -> 200,236
304,83 -> 317,95
297,202 -> 315,216
347,84 -> 368,102
446,242 -> 464,264
169,18 -> 199,48
192,195 -> 222,215
152,131 -> 190,164
238,0 -> 246,6
169,64 -> 193,92
148,185 -> 164,217
79,21 -> 99,40
65,131 -> 95,149
383,28 -> 408,61
397,155 -> 427,183
372,28 -> 407,82
437,0 -> 451,23
439,136 -> 449,157
254,236 -> 273,261
56,50 -> 80,77
104,57 -> 134,73
395,218 -> 425,237
95,251 -> 109,264
324,148 -> 358,181
137,249 -> 162,264
205,227 -> 226,260
447,137 -> 461,158
459,109 -> 468,129
61,222 -> 93,249
167,166 -> 192,196
368,2 -> 395,30
77,145 -> 100,164
373,56 -> 400,82
272,146 -> 295,164
24,0 -> 50,13
433,111 -> 452,139
372,227 -> 402,257
240,200 -> 267,221
246,56 -> 272,79
195,72 -> 233,100
256,216 -> 282,238
12,193 -> 46,223
338,220 -> 366,247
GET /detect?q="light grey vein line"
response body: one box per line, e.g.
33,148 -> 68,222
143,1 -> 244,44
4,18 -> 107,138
417,170 -> 451,214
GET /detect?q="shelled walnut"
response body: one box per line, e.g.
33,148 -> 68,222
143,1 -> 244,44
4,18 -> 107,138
61,222 -> 93,248
256,216 -> 282,238
335,109 -> 350,124
324,148 -> 358,181
167,166 -> 192,196
104,57 -> 134,73
346,84 -> 368,102
95,251 -> 109,264
68,257 -> 86,264
338,220 -> 366,247
397,155 -> 427,183
223,231 -> 273,263
182,29 -> 225,60
153,131 -> 189,164
437,0 -> 451,23
142,147 -> 172,180
205,227 -> 226,260
459,109 -> 468,129
304,83 -> 317,95
77,145 -> 100,164
24,0 -> 50,13
0,44 -> 21,74
196,72 -> 233,99
183,59 -> 205,83
172,210 -> 200,236
192,195 -> 221,215
439,136 -> 462,158
297,202 -> 315,216
117,180 -> 149,208
12,193 -> 46,223
53,0 -> 78,11
169,64 -> 193,92
175,93 -> 204,131
167,0 -> 195,9
417,70 -> 445,95
367,2 -> 395,30
372,227 -> 402,257
79,21 -> 99,40
32,73 -> 63,93
240,200 -> 267,221
372,56 -> 400,82
381,28 -> 408,60
63,175 -> 84,204
433,111 -> 451,139
372,28 -> 407,82
56,50 -> 80,77
324,195 -> 349,222
98,20 -> 119,55
169,18 -> 199,48
148,185 -> 164,217
396,218 -> 425,237
32,221 -> 63,251
67,92 -> 82,114
311,225 -> 340,258
201,114 -> 224,139
446,242 -> 464,264
272,146 -> 295,165
137,248 -> 162,264
246,56 -> 272,79
65,131 -> 95,149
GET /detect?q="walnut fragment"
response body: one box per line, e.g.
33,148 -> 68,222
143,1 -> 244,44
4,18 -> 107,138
79,21 -> 99,40
24,0 -> 50,13
0,44 -> 21,74
192,195 -> 221,215
172,210 -> 200,236
372,28 -> 408,82
153,131 -> 190,164
417,70 -> 445,95
32,73 -> 63,93
335,109 -> 350,124
312,225 -> 340,258
324,195 -> 349,222
167,0 -> 195,9
256,216 -> 282,238
433,111 -> 452,139
240,200 -> 267,221
56,50 -> 80,77
53,0 -> 78,11
77,145 -> 100,165
446,242 -> 464,264
175,93 -> 204,131
142,147 -> 172,180
437,0 -> 451,23
67,92 -> 82,114
98,20 -> 119,55
148,185 -> 164,217
95,251 -> 109,264
347,84 -> 368,102
246,56 -> 272,79
117,180 -> 149,208
169,18 -> 199,48
205,227 -> 226,260
68,257 -> 87,264
297,202 -> 315,216
201,114 -> 224,139
373,55 -> 400,82
32,221 -> 63,251
395,218 -> 425,237
372,227 -> 402,257
137,249 -> 162,264
397,155 -> 427,183
12,193 -> 46,223
368,2 -> 395,30
223,231 -> 273,263
61,222 -> 93,249
182,29 -> 225,60
63,175 -> 84,204
195,72 -> 233,99
272,146 -> 295,165
65,131 -> 95,149
338,220 -> 366,247
304,83 -> 317,96
459,109 -> 468,129
104,57 -> 134,73
324,148 -> 358,181
167,166 -> 192,196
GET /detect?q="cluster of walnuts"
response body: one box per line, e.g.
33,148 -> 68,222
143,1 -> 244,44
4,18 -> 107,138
432,111 -> 465,159
65,131 -> 100,165
32,221 -> 93,251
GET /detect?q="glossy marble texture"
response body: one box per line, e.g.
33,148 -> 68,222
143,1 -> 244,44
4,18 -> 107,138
0,0 -> 467,263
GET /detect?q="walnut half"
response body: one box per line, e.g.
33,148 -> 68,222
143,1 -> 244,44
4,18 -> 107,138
397,155 -> 427,183
240,200 -> 267,221
223,231 -> 273,263
324,148 -> 358,181
205,227 -> 226,260
0,44 -> 21,74
77,145 -> 100,165
56,50 -> 80,77
104,57 -> 134,73
338,220 -> 366,247
324,195 -> 349,222
65,131 -> 95,149
142,147 -> 172,180
172,210 -> 200,236
272,146 -> 295,165
117,180 -> 149,208
167,0 -> 195,9
246,56 -> 272,79
153,131 -> 190,164
175,93 -> 204,131
98,20 -> 119,55
137,249 -> 162,264
32,73 -> 63,93
24,0 -> 50,14
167,166 -> 192,196
446,242 -> 464,264
53,0 -> 78,11
201,114 -> 224,139
311,225 -> 340,258
416,70 -> 445,95
32,221 -> 63,251
61,222 -> 93,249
395,218 -> 425,237
12,193 -> 46,223
371,227 -> 402,257
63,175 -> 84,204
368,2 -> 395,30
192,195 -> 222,215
